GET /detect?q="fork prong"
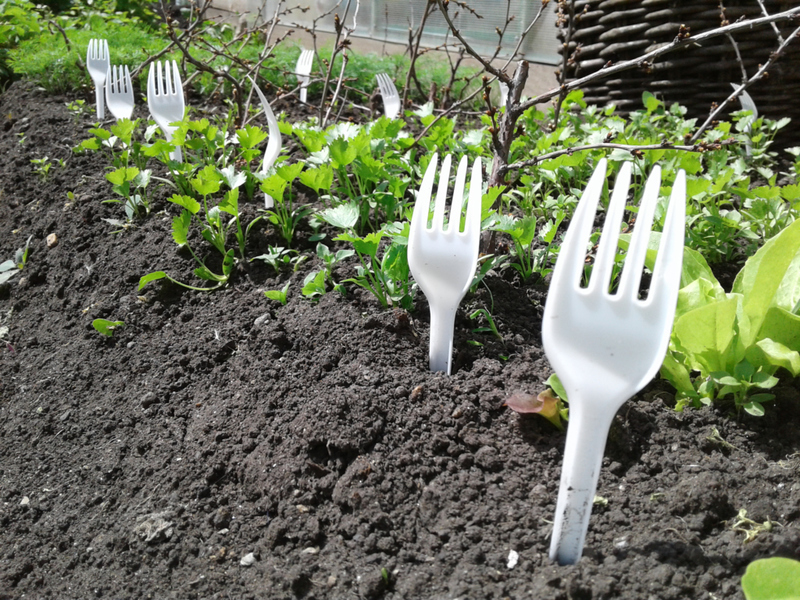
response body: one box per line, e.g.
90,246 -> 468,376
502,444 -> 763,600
552,158 -> 608,289
648,170 -> 686,301
463,157 -> 482,236
431,154 -> 452,230
147,62 -> 155,99
87,39 -> 93,61
411,153 -> 439,236
124,65 -> 132,93
101,39 -> 109,60
376,73 -> 386,97
157,61 -> 165,97
617,165 -> 662,300
587,161 -> 632,295
447,156 -> 469,232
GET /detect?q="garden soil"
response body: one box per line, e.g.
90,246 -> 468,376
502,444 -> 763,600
1,81 -> 799,600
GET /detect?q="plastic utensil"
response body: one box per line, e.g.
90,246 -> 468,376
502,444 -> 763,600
147,60 -> 185,163
731,83 -> 758,156
543,159 -> 686,565
408,153 -> 482,375
86,39 -> 110,119
248,76 -> 282,209
295,49 -> 314,104
105,64 -> 134,121
375,72 -> 400,119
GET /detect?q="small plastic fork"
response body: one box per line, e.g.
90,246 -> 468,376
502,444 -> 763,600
375,73 -> 400,119
295,49 -> 314,104
731,83 -> 758,156
147,60 -> 185,162
105,64 -> 134,121
543,159 -> 686,565
86,39 -> 110,119
408,154 -> 482,375
247,76 -> 282,209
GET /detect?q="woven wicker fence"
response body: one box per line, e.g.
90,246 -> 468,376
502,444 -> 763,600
559,0 -> 800,144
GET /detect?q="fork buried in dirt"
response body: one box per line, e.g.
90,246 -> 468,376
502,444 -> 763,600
295,49 -> 314,104
375,72 -> 400,119
542,159 -> 686,565
86,38 -> 110,120
408,154 -> 482,375
147,60 -> 185,163
105,64 -> 134,121
248,76 -> 282,209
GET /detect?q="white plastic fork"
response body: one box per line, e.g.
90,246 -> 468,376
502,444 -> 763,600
408,154 -> 482,375
375,72 -> 401,119
731,83 -> 758,156
543,159 -> 686,565
105,64 -> 134,121
147,60 -> 185,162
86,39 -> 110,119
247,76 -> 282,209
295,49 -> 314,104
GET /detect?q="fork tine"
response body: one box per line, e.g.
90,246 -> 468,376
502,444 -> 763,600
617,165 -> 662,300
147,62 -> 155,99
411,153 -> 439,236
431,154 -> 452,229
124,65 -> 132,93
102,39 -> 109,60
552,158 -> 608,289
447,156 -> 469,232
463,157 -> 482,236
156,61 -> 164,97
587,161 -> 632,294
648,170 -> 686,301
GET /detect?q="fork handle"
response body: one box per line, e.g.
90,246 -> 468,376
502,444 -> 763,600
549,400 -> 616,565
95,85 -> 105,120
429,304 -> 457,375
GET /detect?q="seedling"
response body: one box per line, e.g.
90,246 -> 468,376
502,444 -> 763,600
92,318 -> 125,337
250,246 -> 305,273
731,508 -> 777,543
469,308 -> 503,341
0,235 -> 32,285
503,388 -> 565,430
30,156 -> 51,181
264,281 -> 290,305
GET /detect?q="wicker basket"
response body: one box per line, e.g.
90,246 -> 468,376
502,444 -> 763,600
559,0 -> 800,146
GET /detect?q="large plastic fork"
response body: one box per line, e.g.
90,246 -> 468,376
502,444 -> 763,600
295,49 -> 314,104
147,60 -> 185,162
105,64 -> 134,121
543,159 -> 686,565
408,154 -> 482,375
375,72 -> 400,119
248,76 -> 282,208
86,39 -> 110,119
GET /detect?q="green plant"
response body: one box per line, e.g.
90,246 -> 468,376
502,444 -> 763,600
661,218 -> 800,415
302,242 -> 354,300
469,308 -> 502,341
30,156 -> 51,181
731,509 -> 776,543
250,246 -> 305,273
260,163 -> 311,246
92,318 -> 125,337
742,557 -> 800,600
0,235 -> 31,284
334,223 -> 413,309
105,166 -> 150,219
264,281 -> 290,306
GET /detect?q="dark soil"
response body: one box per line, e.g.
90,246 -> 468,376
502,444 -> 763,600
1,81 -> 799,600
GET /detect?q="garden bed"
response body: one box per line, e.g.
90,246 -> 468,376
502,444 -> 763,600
1,81 -> 799,600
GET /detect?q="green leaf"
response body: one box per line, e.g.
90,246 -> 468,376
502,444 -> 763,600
172,210 -> 192,246
329,138 -> 357,168
260,173 -> 287,200
106,167 -> 139,186
381,242 -> 409,283
139,271 -> 167,290
660,352 -> 696,395
190,165 -> 222,197
302,270 -> 327,298
747,338 -> 800,376
733,219 -> 800,345
318,203 -> 359,230
168,194 -> 200,215
92,318 -> 125,337
194,266 -> 225,282
642,91 -> 661,113
236,124 -> 268,149
672,296 -> 740,375
219,165 -> 247,190
298,164 -> 334,194
277,162 -> 304,182
218,188 -> 240,217
335,231 -> 381,257
743,400 -> 766,417
222,249 -> 235,277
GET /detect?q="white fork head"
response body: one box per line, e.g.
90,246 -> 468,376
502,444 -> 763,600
408,153 -> 482,374
147,60 -> 185,125
247,76 -> 283,208
105,64 -> 134,120
375,73 -> 400,119
296,49 -> 313,103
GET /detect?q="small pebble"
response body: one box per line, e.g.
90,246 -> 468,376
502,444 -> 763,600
507,549 -> 519,569
46,233 -> 58,248
240,552 -> 257,566
20,496 -> 30,506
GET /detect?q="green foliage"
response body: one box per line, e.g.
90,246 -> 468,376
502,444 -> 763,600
742,557 -> 800,600
0,236 -> 31,285
662,219 -> 800,415
92,318 -> 125,337
264,281 -> 290,306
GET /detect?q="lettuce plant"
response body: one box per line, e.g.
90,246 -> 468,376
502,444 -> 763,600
742,557 -> 800,600
661,218 -> 800,415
